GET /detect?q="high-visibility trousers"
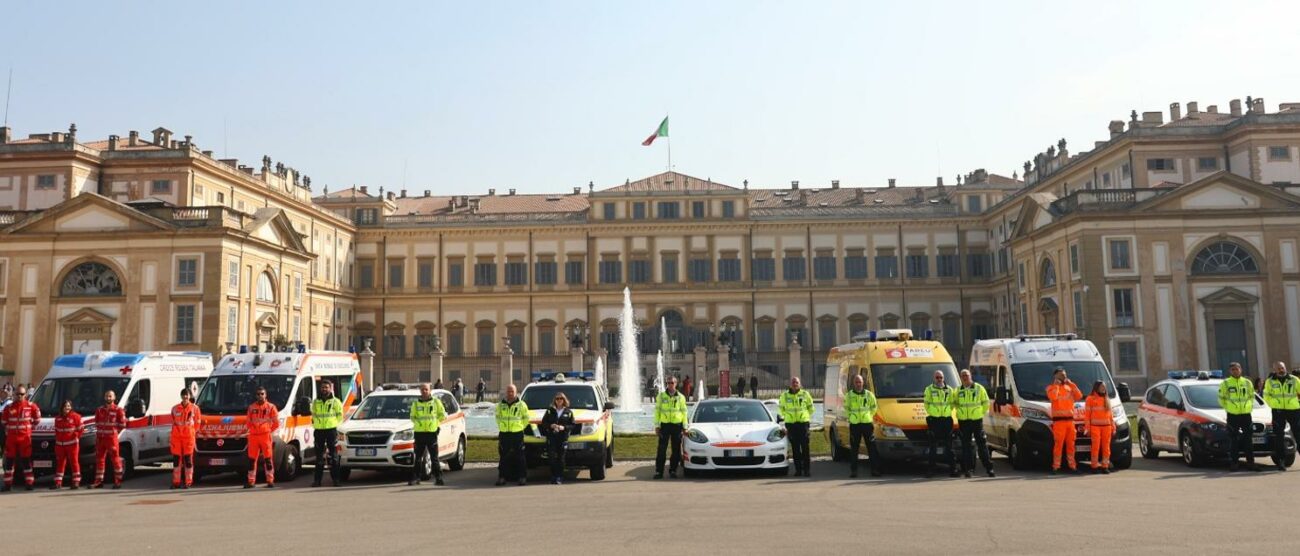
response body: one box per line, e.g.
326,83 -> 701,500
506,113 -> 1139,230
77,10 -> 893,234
1051,419 -> 1077,470
1089,426 -> 1113,469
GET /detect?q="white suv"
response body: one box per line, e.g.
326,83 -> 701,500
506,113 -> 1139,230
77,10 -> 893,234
337,388 -> 467,481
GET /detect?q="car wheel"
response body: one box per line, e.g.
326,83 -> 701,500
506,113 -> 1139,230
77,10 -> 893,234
1282,450 -> 1297,469
1179,432 -> 1206,467
1008,433 -> 1031,470
447,436 -> 466,471
1139,424 -> 1160,459
278,444 -> 301,482
828,426 -> 849,462
588,443 -> 607,481
338,466 -> 352,482
121,446 -> 136,480
191,468 -> 204,485
418,451 -> 434,481
1111,449 -> 1132,470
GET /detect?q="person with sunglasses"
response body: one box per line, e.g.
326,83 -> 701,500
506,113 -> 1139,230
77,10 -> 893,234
541,393 -> 576,484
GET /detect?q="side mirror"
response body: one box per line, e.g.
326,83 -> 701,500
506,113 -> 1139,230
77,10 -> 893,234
1117,383 -> 1132,403
1165,401 -> 1182,411
995,387 -> 1012,406
126,398 -> 146,419
776,415 -> 785,424
604,402 -> 615,411
292,397 -> 311,417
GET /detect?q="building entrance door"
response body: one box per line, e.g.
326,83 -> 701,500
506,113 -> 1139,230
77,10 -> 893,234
1213,319 -> 1248,372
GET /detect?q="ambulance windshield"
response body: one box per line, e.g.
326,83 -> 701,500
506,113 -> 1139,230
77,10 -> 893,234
869,363 -> 959,398
32,377 -> 130,415
1011,361 -> 1116,402
197,375 -> 296,415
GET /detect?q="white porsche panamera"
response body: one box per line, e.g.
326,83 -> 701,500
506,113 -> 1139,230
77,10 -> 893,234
682,398 -> 790,476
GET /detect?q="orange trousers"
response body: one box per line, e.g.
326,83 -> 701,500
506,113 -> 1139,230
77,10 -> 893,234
1089,426 -> 1113,469
1051,420 -> 1077,470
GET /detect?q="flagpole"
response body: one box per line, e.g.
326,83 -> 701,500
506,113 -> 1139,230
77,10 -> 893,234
667,134 -> 672,172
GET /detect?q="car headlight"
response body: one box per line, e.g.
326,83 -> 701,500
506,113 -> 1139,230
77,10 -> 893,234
685,429 -> 709,443
82,426 -> 97,437
580,424 -> 596,436
1198,422 -> 1220,431
1111,406 -> 1125,419
879,425 -> 905,439
392,429 -> 414,442
767,428 -> 786,443
1020,407 -> 1051,421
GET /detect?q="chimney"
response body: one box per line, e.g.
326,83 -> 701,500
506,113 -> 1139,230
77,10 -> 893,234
830,180 -> 840,189
359,185 -> 369,195
936,176 -> 944,187
107,134 -> 119,151
423,190 -> 431,197
508,188 -> 516,195
386,191 -> 395,201
855,189 -> 865,203
400,189 -> 407,198
915,188 -> 925,201
1206,105 -> 1218,114
183,135 -> 193,148
469,198 -> 480,214
448,199 -> 457,211
219,158 -> 239,167
51,132 -> 64,143
202,150 -> 213,157
1280,103 -> 1300,112
791,180 -> 799,190
1251,97 -> 1265,114
1142,111 -> 1164,124
1169,102 -> 1181,121
0,126 -> 9,144
1230,99 -> 1242,116
1186,101 -> 1199,115
888,178 -> 896,188
572,186 -> 581,195
238,166 -> 254,175
488,188 -> 496,196
1108,120 -> 1124,138
152,128 -> 171,145
128,130 -> 139,146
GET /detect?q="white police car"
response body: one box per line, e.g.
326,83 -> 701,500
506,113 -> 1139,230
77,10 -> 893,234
1137,371 -> 1295,468
337,386 -> 467,481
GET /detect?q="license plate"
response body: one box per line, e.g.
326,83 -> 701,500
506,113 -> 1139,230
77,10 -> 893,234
356,448 -> 377,457
1253,438 -> 1268,445
209,458 -> 228,466
724,449 -> 753,458
567,442 -> 586,450
33,460 -> 52,469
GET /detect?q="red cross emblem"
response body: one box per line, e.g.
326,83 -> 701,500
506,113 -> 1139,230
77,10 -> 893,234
120,365 -> 133,375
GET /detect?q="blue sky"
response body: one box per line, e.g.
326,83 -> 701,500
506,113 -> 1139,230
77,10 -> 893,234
6,1 -> 1299,194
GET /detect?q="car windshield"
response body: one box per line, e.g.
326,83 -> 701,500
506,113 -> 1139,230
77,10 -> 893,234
693,401 -> 772,423
869,363 -> 959,398
1184,384 -> 1265,410
31,377 -> 130,416
197,375 -> 296,415
1011,361 -> 1117,402
521,385 -> 600,411
351,395 -> 419,420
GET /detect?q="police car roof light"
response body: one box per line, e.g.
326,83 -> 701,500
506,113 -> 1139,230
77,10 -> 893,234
239,344 -> 249,354
348,344 -> 356,354
297,343 -> 306,354
868,330 -> 878,341
924,329 -> 934,341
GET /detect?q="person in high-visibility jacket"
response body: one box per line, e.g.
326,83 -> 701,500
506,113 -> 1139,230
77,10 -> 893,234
1264,362 -> 1299,472
923,370 -> 958,478
844,374 -> 880,478
52,400 -> 83,490
1084,381 -> 1114,474
653,376 -> 688,479
780,376 -> 815,477
169,389 -> 201,489
245,386 -> 280,488
311,380 -> 345,487
1046,367 -> 1083,474
92,390 -> 127,489
410,382 -> 447,486
1219,362 -> 1259,472
495,383 -> 530,486
955,369 -> 994,478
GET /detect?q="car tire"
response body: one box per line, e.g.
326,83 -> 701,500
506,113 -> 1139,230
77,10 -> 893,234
1111,449 -> 1132,470
682,466 -> 697,478
828,426 -> 849,462
278,444 -> 301,482
338,466 -> 352,481
1179,432 -> 1206,468
418,451 -> 434,481
1008,433 -> 1032,470
447,436 -> 466,471
191,468 -> 204,485
121,446 -> 136,480
1282,450 -> 1297,469
1138,424 -> 1160,459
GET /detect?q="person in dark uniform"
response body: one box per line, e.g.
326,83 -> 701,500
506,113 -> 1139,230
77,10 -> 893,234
541,393 -> 576,484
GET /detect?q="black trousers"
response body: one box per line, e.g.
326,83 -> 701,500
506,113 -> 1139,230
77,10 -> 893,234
787,422 -> 811,473
313,428 -> 339,484
547,436 -> 568,480
1272,409 -> 1299,464
413,431 -> 444,481
498,431 -> 526,480
957,420 -> 993,472
475,391 -> 484,403
926,417 -> 956,471
848,423 -> 880,474
655,423 -> 683,473
1226,413 -> 1255,465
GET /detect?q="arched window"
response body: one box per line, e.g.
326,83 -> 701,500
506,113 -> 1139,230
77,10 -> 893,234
1191,241 -> 1259,275
256,272 -> 275,302
1039,258 -> 1057,288
60,262 -> 123,296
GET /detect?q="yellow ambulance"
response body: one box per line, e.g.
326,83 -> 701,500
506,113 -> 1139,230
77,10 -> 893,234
823,329 -> 959,464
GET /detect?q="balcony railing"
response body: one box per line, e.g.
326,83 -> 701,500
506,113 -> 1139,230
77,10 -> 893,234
1050,189 -> 1164,214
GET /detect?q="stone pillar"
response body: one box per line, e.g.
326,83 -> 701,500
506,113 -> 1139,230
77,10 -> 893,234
359,339 -> 376,392
501,337 -> 515,386
573,346 -> 587,375
716,341 -> 730,401
430,344 -> 444,385
693,345 -> 708,399
788,337 -> 802,381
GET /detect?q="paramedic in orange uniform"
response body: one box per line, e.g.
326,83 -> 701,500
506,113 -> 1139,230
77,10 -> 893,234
170,389 -> 202,489
51,400 -> 83,490
1046,367 -> 1083,474
1084,381 -> 1114,474
245,387 -> 280,489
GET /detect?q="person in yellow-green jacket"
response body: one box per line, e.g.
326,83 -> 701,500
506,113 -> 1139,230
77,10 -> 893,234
924,370 -> 958,478
1264,361 -> 1299,471
495,383 -> 531,486
955,369 -> 995,478
1218,362 -> 1259,472
310,380 -> 345,487
410,382 -> 447,486
653,376 -> 688,479
780,376 -> 815,477
844,374 -> 880,478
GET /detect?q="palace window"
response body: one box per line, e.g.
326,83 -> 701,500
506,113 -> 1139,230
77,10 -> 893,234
60,262 -> 123,296
1191,241 -> 1258,275
256,272 -> 275,302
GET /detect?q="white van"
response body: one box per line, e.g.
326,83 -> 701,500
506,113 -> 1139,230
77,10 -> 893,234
969,335 -> 1133,470
194,347 -> 361,483
28,351 -> 215,481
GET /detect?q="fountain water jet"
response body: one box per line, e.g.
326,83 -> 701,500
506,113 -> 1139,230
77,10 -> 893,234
616,287 -> 642,412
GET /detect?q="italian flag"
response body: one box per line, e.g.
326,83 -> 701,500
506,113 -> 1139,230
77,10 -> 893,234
642,116 -> 669,146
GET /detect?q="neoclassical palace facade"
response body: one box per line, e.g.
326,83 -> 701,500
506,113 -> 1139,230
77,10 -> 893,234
3,97 -> 1300,390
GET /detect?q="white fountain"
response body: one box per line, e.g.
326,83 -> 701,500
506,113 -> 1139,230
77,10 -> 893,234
593,356 -> 605,388
655,317 -> 668,393
616,287 -> 642,412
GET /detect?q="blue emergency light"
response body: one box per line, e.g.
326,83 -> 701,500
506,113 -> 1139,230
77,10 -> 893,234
348,344 -> 356,354
868,330 -> 878,341
239,345 -> 249,354
1167,370 -> 1223,380
297,343 -> 306,353
924,329 -> 934,341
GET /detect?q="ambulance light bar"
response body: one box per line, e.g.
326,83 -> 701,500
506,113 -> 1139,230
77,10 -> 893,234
1167,370 -> 1222,380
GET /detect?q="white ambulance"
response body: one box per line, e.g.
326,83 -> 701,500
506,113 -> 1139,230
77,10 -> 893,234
969,335 -> 1134,470
193,347 -> 361,483
28,351 -> 215,481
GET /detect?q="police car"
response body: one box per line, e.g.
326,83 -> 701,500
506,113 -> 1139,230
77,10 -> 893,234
1137,371 -> 1296,468
519,372 -> 615,480
336,385 -> 467,481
